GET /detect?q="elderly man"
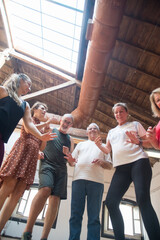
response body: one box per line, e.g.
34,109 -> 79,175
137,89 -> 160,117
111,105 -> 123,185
22,114 -> 74,240
64,123 -> 112,240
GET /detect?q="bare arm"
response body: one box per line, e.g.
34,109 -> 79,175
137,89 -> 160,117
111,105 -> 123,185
23,103 -> 56,141
146,126 -> 159,149
35,116 -> 60,131
70,137 -> 74,153
40,141 -> 47,151
63,137 -> 76,166
126,131 -> 153,148
63,151 -> 77,166
0,86 -> 8,99
92,159 -> 112,169
94,136 -> 111,154
38,151 -> 44,160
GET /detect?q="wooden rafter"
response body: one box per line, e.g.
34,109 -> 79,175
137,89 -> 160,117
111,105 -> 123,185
99,93 -> 158,126
22,81 -> 76,100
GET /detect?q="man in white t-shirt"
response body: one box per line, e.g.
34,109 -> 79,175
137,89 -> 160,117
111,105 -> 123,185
64,123 -> 112,240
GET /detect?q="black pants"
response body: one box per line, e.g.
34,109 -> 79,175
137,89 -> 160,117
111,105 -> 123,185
106,158 -> 160,240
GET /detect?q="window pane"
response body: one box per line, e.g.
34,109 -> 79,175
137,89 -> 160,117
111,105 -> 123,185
134,206 -> 140,219
12,0 -> 41,11
7,0 -> 86,74
43,204 -> 48,218
18,199 -> 26,214
108,216 -> 113,229
43,28 -> 74,49
22,190 -> 29,200
120,205 -> 133,235
23,189 -> 38,217
102,201 -> 142,238
134,220 -> 141,234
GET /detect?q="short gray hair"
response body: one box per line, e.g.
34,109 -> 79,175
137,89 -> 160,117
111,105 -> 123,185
87,123 -> 100,131
62,113 -> 74,123
112,102 -> 128,113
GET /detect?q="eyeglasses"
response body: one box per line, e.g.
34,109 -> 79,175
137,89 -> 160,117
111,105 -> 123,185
63,119 -> 72,125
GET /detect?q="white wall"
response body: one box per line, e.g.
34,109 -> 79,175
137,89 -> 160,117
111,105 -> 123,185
1,130 -> 160,240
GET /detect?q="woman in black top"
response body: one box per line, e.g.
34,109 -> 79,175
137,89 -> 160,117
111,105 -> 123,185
0,73 -> 55,166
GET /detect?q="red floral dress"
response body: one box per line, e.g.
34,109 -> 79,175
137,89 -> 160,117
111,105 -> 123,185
0,118 -> 42,189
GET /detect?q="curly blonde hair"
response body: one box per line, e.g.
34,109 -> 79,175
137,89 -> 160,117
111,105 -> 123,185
3,73 -> 31,106
150,88 -> 160,117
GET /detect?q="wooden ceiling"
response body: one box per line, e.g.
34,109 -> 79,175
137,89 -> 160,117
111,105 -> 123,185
0,0 -> 160,142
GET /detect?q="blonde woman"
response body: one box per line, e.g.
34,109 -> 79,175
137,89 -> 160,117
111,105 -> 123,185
0,73 -> 55,166
146,87 -> 160,149
0,101 -> 57,234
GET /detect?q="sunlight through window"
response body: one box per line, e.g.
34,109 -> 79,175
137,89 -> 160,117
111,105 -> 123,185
5,0 -> 85,74
102,199 -> 143,239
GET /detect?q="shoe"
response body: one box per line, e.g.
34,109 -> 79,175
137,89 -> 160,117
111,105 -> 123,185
21,232 -> 32,240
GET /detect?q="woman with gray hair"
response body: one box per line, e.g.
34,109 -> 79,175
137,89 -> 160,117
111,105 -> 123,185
95,102 -> 160,240
0,73 -> 55,166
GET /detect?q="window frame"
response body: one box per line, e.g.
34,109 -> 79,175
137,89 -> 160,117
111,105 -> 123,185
101,198 -> 144,240
3,0 -> 95,79
9,183 -> 58,228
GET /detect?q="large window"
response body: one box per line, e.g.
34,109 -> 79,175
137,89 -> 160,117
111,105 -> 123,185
4,0 -> 86,74
11,184 -> 57,228
101,199 -> 144,240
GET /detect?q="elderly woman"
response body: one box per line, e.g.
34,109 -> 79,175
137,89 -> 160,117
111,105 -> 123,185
0,101 -> 57,233
0,73 -> 55,166
95,102 -> 160,240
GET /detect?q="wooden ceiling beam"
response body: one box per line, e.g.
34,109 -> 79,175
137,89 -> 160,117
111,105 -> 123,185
99,93 -> 157,126
116,39 -> 160,59
108,59 -> 160,88
22,81 -> 76,100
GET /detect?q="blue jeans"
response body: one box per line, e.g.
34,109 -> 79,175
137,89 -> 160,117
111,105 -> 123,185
69,179 -> 104,240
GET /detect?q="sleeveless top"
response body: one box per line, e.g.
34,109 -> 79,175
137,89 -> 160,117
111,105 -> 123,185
0,96 -> 26,143
43,128 -> 71,169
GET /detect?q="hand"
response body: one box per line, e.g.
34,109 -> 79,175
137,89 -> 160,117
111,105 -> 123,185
92,158 -> 112,169
94,136 -> 102,147
92,158 -> 102,165
40,131 -> 57,141
63,146 -> 69,155
46,116 -> 59,124
146,126 -> 156,141
38,151 -> 44,160
44,123 -> 51,133
126,131 -> 140,144
64,152 -> 77,165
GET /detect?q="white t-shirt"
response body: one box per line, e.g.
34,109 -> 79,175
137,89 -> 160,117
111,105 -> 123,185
107,121 -> 148,167
72,140 -> 112,184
